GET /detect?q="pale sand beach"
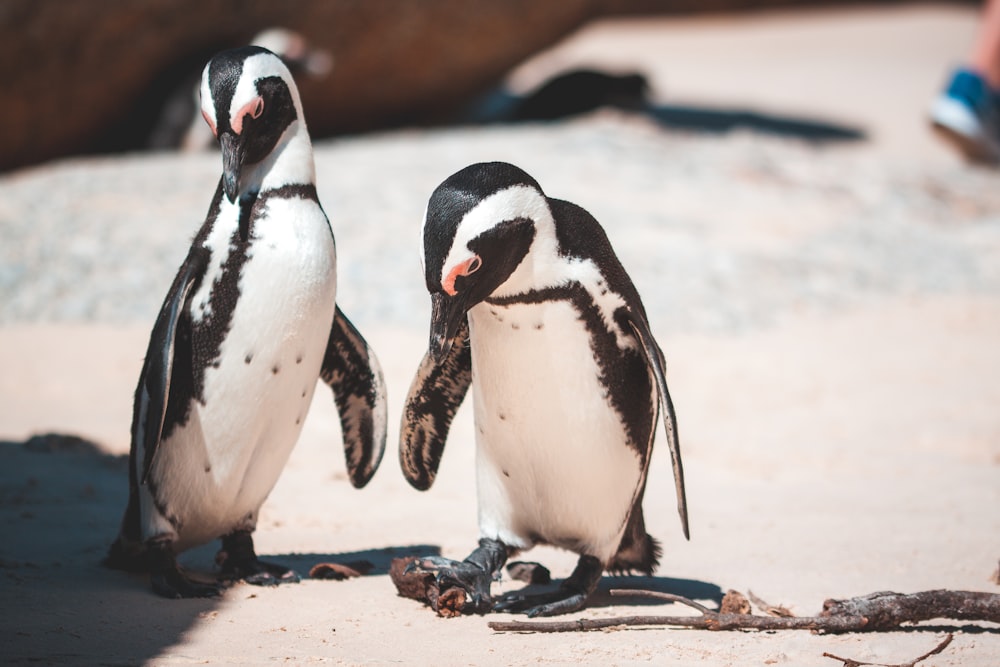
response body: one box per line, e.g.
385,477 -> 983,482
1,5 -> 998,665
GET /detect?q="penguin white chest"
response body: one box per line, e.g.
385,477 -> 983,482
467,298 -> 643,562
148,197 -> 337,548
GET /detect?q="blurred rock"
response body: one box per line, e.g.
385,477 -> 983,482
0,0 -> 597,171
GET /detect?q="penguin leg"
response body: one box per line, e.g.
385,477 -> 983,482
406,538 -> 509,614
146,536 -> 224,599
216,530 -> 301,586
494,554 -> 603,617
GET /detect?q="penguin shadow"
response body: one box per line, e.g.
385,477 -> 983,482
0,433 -> 445,661
0,432 -> 225,664
592,574 -> 725,609
267,544 -> 442,580
459,67 -> 866,143
501,569 -> 725,612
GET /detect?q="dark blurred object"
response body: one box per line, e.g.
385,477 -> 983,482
466,67 -> 864,142
510,70 -> 651,121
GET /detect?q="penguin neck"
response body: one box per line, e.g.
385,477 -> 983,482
241,119 -> 316,195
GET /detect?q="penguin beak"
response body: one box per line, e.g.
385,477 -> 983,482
429,292 -> 468,363
219,133 -> 245,204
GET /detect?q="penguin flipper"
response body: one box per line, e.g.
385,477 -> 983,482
627,315 -> 690,540
136,247 -> 209,485
399,318 -> 472,491
320,305 -> 388,488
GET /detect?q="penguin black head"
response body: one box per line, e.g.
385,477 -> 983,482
422,162 -> 554,362
199,46 -> 302,203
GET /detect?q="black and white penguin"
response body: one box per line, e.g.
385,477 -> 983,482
400,161 -> 689,617
106,46 -> 387,598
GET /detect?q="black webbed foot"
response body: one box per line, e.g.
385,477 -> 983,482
406,538 -> 510,615
145,538 -> 224,599
494,587 -> 591,617
494,554 -> 603,617
405,556 -> 496,614
217,530 -> 301,587
150,568 -> 225,599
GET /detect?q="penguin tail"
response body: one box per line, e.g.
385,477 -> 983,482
608,530 -> 661,576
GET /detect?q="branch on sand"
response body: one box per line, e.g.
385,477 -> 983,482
488,588 -> 1000,634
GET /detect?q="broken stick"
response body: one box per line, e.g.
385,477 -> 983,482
488,589 -> 1000,634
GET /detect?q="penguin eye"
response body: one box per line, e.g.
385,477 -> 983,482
251,98 -> 264,119
466,256 -> 482,274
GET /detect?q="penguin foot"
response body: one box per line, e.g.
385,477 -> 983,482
141,536 -> 225,599
494,587 -> 590,617
236,560 -> 302,587
405,556 -> 496,614
495,554 -> 603,617
216,530 -> 301,587
151,567 -> 225,599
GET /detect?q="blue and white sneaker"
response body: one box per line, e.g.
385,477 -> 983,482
930,69 -> 1000,164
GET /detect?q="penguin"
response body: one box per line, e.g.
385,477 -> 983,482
400,161 -> 688,617
148,28 -> 333,151
105,46 -> 387,598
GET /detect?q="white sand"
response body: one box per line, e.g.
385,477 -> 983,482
1,5 -> 997,665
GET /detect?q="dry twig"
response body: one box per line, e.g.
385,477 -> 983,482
488,589 -> 1000,634
822,633 -> 953,667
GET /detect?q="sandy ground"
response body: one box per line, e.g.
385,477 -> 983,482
1,4 -> 999,666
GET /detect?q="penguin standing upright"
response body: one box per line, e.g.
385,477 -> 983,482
106,46 -> 387,598
400,162 -> 688,617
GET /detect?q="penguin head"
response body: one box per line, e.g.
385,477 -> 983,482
199,46 -> 304,203
422,162 -> 552,361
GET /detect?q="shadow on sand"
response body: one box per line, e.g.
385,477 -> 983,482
0,433 -> 436,664
462,68 -> 865,143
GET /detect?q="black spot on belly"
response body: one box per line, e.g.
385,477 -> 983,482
211,360 -> 220,369
272,365 -> 280,375
295,415 -> 301,425
502,469 -> 510,478
245,353 -> 253,364
511,322 -> 520,330
534,323 -> 544,330
296,354 -> 303,364
204,464 -> 211,473
301,388 -> 308,398
498,411 -> 507,421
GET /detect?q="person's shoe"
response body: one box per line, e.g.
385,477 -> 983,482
930,69 -> 1000,164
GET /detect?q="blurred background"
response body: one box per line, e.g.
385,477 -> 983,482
0,0 -> 983,172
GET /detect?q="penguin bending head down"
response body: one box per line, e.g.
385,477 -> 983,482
400,162 -> 689,617
105,47 -> 387,598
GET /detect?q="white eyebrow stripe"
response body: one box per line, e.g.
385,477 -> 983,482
439,185 -> 548,286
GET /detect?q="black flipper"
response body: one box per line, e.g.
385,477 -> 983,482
626,314 -> 689,540
320,305 -> 388,488
399,318 -> 472,490
135,246 -> 210,485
